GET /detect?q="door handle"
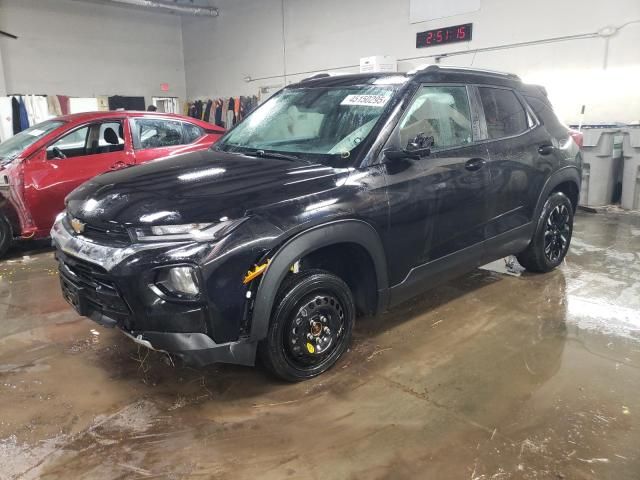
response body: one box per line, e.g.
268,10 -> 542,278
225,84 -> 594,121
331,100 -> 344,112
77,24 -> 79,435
465,158 -> 486,172
538,144 -> 555,156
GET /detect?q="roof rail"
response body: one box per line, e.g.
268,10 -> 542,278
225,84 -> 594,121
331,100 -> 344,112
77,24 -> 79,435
436,65 -> 521,81
407,64 -> 521,81
301,72 -> 337,82
406,64 -> 439,75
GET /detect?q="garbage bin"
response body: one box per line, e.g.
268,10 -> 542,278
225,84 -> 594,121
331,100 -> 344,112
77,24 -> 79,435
621,126 -> 640,210
579,127 -> 622,207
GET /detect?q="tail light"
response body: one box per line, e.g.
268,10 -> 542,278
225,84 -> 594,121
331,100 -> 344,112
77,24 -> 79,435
569,129 -> 583,149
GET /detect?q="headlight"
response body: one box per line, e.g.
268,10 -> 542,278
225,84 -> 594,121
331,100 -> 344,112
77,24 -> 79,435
155,266 -> 200,298
131,217 -> 247,243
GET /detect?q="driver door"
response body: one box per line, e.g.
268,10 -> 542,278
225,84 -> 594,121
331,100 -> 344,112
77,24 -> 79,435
382,84 -> 492,305
23,119 -> 134,233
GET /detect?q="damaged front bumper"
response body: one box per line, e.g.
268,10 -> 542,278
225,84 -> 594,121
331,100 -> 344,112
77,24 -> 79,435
51,217 -> 257,367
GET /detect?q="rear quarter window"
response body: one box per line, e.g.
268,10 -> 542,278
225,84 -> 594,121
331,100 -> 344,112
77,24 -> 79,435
523,95 -> 568,139
183,123 -> 204,143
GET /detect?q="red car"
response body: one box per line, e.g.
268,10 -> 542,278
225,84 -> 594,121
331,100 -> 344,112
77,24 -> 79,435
0,111 -> 224,256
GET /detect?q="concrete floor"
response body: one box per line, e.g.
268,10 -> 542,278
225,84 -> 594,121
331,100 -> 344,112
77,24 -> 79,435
0,211 -> 639,480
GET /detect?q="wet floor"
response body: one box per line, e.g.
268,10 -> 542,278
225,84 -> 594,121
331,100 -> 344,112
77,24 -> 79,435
1,212 -> 639,479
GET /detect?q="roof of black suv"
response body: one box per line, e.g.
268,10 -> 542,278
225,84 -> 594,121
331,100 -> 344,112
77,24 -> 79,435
292,65 -> 524,90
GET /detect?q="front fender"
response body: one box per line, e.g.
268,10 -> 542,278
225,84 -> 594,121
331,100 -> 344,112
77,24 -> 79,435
249,219 -> 389,341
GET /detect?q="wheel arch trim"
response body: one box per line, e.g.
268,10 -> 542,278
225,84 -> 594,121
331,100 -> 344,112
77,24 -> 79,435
534,166 -> 581,219
250,219 -> 389,341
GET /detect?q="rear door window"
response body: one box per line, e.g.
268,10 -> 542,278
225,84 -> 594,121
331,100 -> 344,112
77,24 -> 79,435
97,122 -> 125,153
478,87 -> 528,139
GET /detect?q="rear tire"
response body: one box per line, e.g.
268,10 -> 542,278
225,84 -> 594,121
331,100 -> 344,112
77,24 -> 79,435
0,215 -> 12,259
517,192 -> 573,273
259,269 -> 355,382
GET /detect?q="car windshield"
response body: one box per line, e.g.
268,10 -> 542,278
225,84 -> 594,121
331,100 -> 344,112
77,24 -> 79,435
216,85 -> 398,162
0,120 -> 65,165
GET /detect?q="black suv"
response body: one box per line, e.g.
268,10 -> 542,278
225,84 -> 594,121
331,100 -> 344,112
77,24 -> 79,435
52,66 -> 581,381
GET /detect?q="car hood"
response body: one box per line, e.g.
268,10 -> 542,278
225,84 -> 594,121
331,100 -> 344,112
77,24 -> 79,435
66,150 -> 348,228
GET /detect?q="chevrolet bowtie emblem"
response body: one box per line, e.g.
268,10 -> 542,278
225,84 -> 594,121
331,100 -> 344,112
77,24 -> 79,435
70,217 -> 86,234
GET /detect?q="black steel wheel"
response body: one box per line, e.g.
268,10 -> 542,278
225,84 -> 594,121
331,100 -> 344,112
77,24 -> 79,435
517,192 -> 574,273
259,269 -> 355,382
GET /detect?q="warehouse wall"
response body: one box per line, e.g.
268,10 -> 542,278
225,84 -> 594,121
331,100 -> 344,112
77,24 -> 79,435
0,0 -> 187,102
182,0 -> 640,124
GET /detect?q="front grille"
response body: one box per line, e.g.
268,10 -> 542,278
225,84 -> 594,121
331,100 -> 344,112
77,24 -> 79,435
82,223 -> 131,246
57,252 -> 133,327
63,214 -> 131,246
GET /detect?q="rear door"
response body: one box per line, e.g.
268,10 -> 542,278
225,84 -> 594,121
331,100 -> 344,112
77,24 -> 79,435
475,86 -> 551,242
23,119 -> 133,232
130,117 -> 207,164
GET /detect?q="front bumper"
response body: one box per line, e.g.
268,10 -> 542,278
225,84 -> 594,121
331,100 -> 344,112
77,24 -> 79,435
52,218 -> 257,367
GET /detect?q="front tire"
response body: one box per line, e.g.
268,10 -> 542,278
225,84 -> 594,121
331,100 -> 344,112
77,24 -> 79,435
517,192 -> 573,273
259,269 -> 355,382
0,215 -> 12,258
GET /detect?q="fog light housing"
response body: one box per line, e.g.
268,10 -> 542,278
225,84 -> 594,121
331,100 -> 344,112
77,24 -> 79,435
155,266 -> 200,298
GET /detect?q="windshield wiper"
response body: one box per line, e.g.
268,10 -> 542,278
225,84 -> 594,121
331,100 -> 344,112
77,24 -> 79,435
253,150 -> 302,162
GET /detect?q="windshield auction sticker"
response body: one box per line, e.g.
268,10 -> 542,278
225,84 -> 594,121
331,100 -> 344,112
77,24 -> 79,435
341,94 -> 391,107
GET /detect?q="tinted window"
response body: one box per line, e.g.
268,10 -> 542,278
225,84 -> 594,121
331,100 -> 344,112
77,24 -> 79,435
524,95 -> 567,138
135,119 -> 183,149
478,87 -> 528,139
183,123 -> 204,143
399,85 -> 473,149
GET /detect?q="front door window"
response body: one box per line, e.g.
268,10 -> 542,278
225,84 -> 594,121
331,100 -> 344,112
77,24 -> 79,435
399,85 -> 473,150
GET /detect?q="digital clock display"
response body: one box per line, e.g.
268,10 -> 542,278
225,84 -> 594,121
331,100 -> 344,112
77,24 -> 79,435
416,23 -> 473,48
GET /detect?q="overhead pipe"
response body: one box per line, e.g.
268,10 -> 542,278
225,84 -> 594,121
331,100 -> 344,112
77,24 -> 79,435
106,0 -> 218,16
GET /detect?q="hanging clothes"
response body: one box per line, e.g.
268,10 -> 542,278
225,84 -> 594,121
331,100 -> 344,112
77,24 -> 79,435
19,97 -> 29,132
214,99 -> 223,127
221,99 -> 229,128
25,95 -> 50,125
227,98 -> 235,128
11,97 -> 21,135
233,97 -> 241,125
47,95 -> 62,117
57,95 -> 70,115
0,97 -> 13,142
203,99 -> 213,123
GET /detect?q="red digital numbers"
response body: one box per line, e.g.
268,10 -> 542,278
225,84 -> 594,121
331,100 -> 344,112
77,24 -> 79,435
417,23 -> 472,48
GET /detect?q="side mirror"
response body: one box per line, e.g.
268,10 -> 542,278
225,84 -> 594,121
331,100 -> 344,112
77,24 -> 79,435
384,133 -> 434,161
